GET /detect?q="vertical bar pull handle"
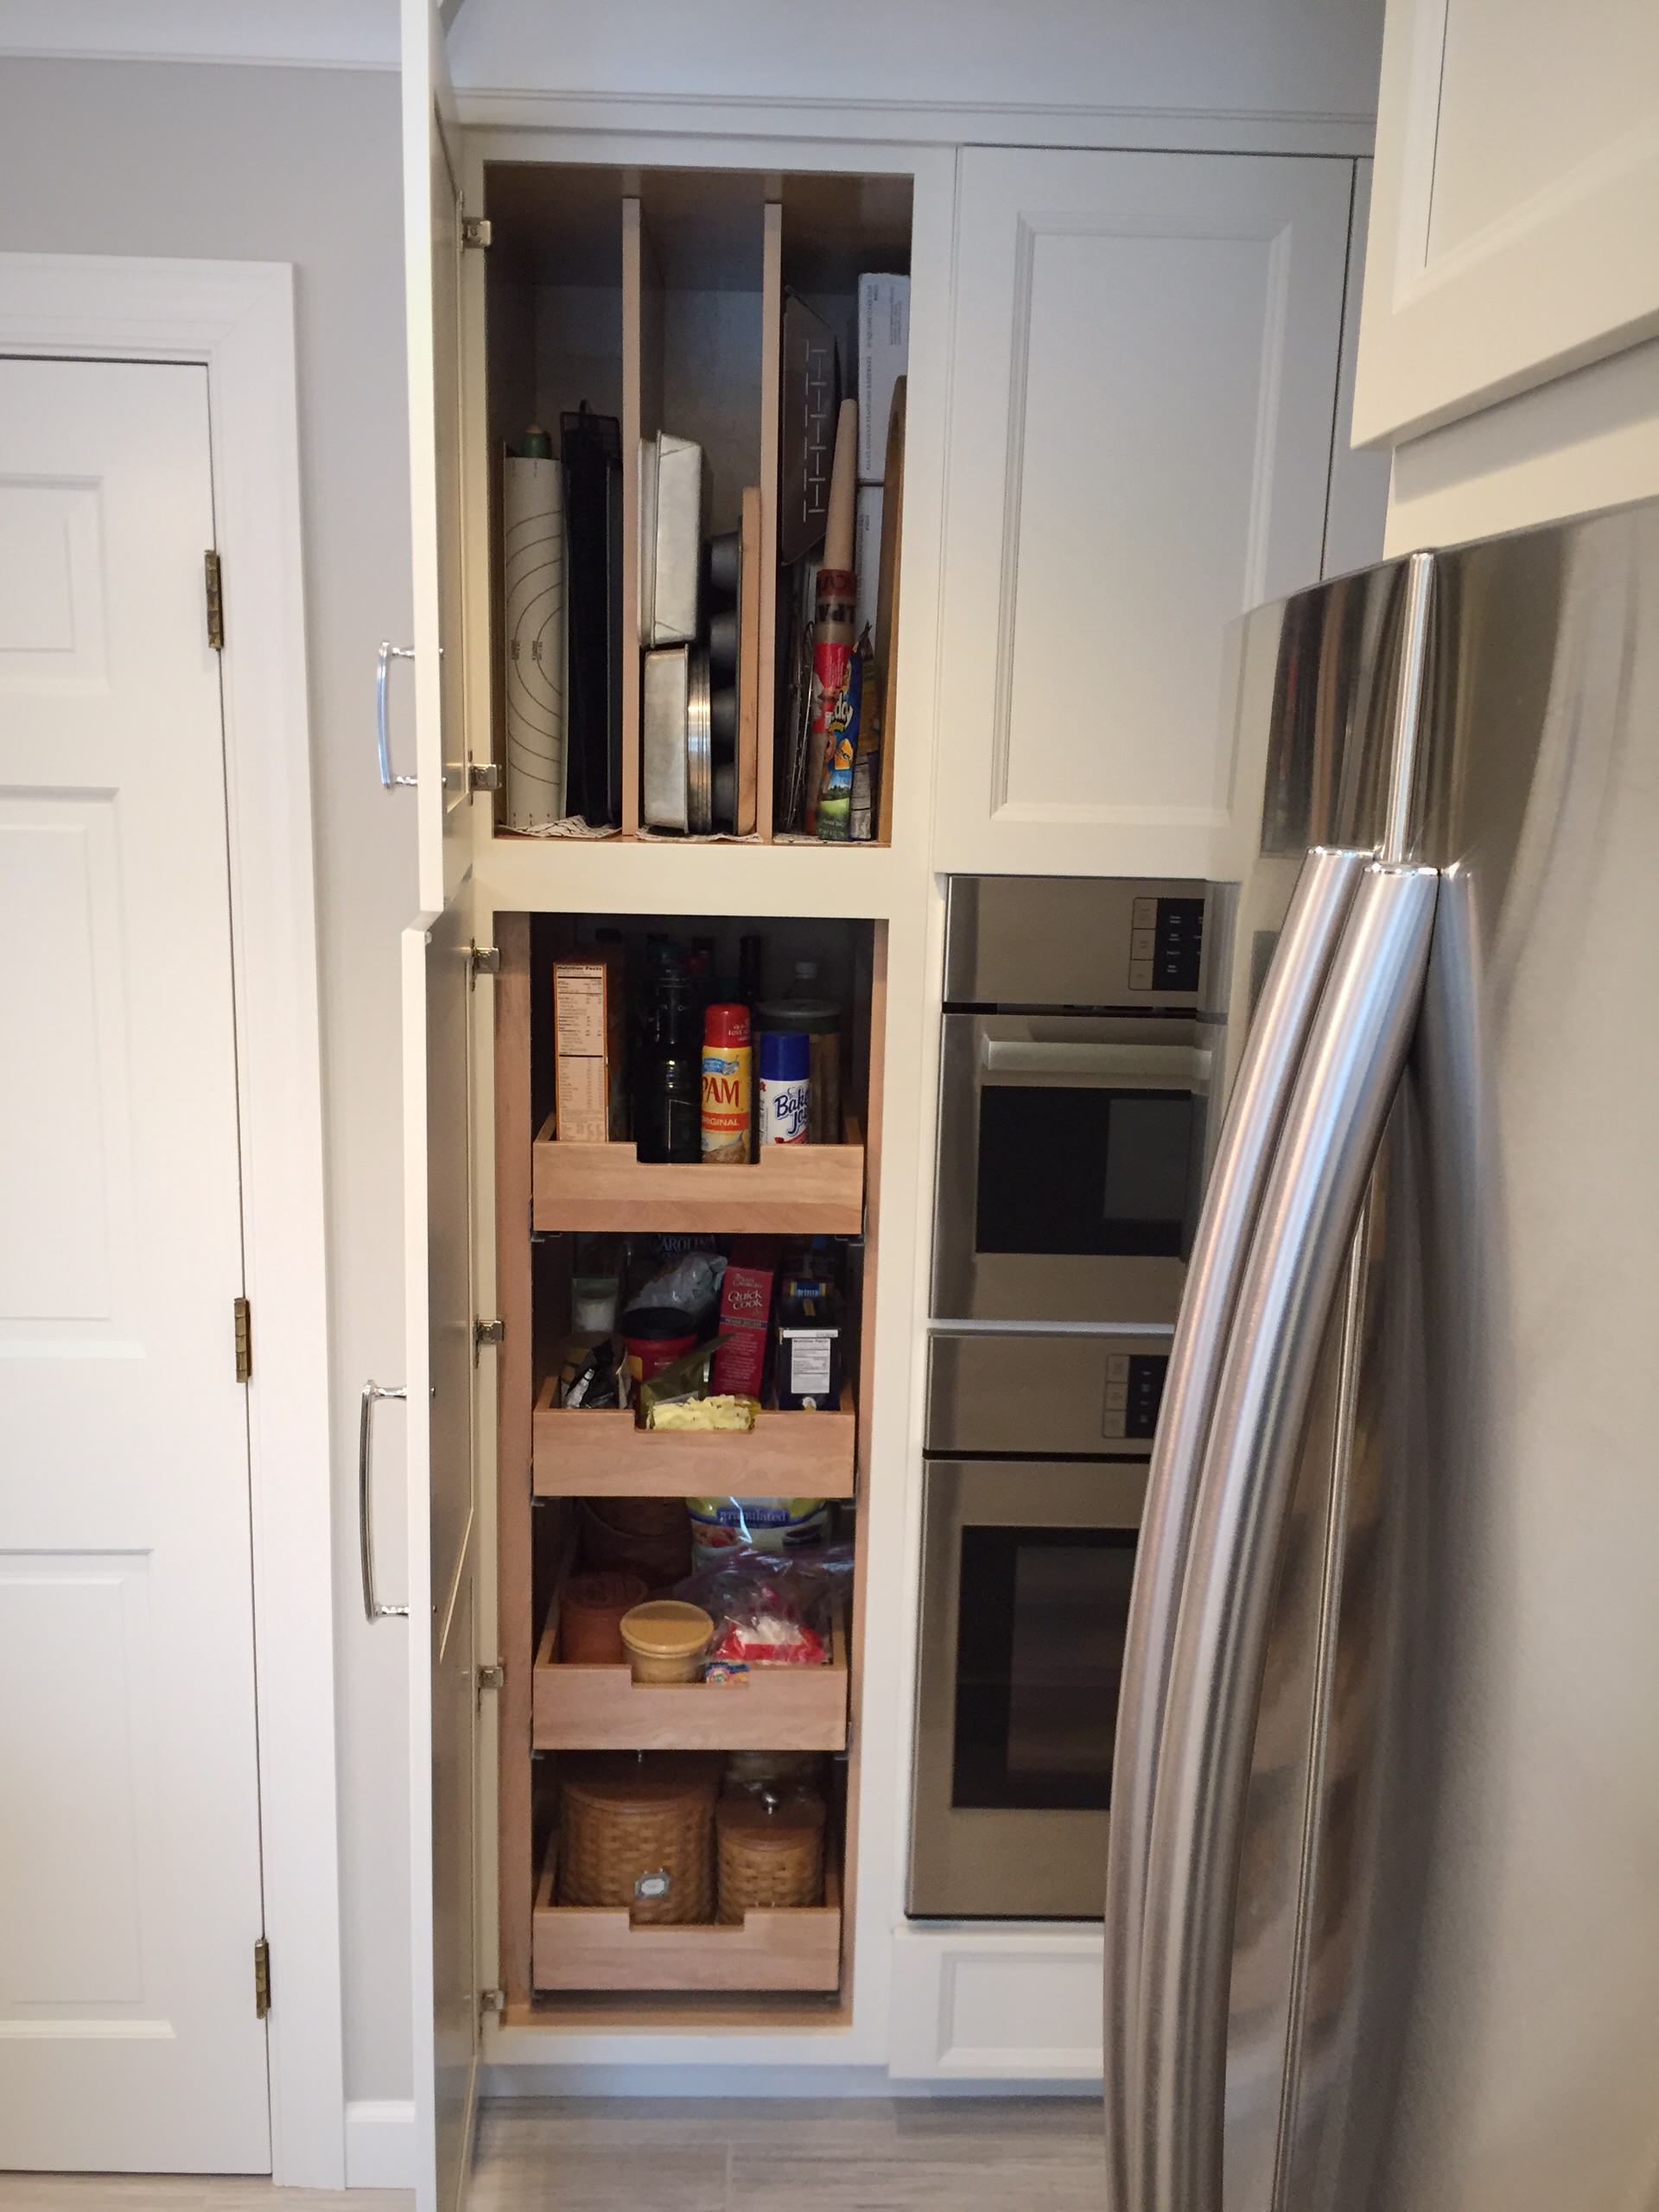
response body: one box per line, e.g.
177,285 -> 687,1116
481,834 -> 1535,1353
359,1379 -> 410,1622
1138,863 -> 1439,2212
1103,846 -> 1369,2212
376,641 -> 417,789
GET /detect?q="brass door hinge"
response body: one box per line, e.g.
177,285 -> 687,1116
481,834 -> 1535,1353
204,550 -> 225,651
233,1296 -> 252,1384
461,213 -> 493,251
253,1936 -> 271,2019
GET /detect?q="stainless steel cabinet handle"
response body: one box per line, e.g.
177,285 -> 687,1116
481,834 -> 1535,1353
376,641 -> 417,789
1137,862 -> 1438,2212
359,1379 -> 409,1622
979,1037 -> 1211,1086
1102,846 -> 1368,2212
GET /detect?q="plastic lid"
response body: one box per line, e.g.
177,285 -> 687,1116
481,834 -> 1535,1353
620,1306 -> 700,1342
522,423 -> 553,459
704,1002 -> 751,1046
756,998 -> 840,1033
620,1601 -> 715,1660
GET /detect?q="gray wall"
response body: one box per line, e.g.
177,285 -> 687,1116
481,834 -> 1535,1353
0,56 -> 416,2104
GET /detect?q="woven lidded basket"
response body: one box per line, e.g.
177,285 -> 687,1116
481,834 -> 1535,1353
716,1789 -> 826,1922
559,1752 -> 720,1925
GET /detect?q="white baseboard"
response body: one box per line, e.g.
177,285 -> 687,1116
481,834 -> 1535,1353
344,2100 -> 416,2190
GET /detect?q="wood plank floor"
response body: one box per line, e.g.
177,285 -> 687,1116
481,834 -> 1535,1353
0,2096 -> 1105,2210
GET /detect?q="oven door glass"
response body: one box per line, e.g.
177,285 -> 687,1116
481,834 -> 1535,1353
975,1085 -> 1195,1258
952,1524 -> 1138,1811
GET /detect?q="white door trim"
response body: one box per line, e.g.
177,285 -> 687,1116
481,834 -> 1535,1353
0,253 -> 345,2190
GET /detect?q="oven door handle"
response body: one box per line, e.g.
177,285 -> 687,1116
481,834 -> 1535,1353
977,1038 -> 1211,1086
1102,845 -> 1371,2212
1136,862 -> 1438,2212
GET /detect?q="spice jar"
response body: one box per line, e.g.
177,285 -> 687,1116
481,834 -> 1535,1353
620,1599 -> 714,1683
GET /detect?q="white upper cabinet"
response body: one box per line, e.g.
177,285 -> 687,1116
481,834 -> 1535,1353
403,0 -> 475,913
932,148 -> 1352,881
1355,0 -> 1659,446
1323,162 -> 1393,580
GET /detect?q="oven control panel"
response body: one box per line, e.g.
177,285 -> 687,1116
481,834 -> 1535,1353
1129,895 -> 1205,995
1103,1351 -> 1168,1442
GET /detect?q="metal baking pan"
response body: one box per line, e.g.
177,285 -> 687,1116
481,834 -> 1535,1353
638,430 -> 704,647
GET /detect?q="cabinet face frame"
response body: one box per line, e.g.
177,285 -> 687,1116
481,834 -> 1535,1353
458,127 -> 953,2066
1354,0 -> 1659,446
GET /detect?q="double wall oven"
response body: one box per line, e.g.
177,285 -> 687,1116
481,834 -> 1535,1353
910,878 -> 1220,1921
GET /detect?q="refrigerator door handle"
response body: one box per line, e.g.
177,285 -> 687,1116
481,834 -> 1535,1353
1136,861 -> 1439,2212
1103,845 -> 1370,2212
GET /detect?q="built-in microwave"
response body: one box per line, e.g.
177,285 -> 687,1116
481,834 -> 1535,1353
908,1329 -> 1170,1920
931,877 -> 1218,1327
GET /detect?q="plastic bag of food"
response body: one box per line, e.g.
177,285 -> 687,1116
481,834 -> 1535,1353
673,1544 -> 852,1667
688,1495 -> 831,1562
636,1337 -> 731,1427
626,1250 -> 727,1323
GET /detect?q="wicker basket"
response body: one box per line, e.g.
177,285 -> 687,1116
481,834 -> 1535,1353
559,1751 -> 720,1925
716,1789 -> 825,1923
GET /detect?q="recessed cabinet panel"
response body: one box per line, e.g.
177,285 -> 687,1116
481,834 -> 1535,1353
934,148 -> 1351,880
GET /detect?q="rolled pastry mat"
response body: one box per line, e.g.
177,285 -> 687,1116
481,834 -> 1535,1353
503,454 -> 567,830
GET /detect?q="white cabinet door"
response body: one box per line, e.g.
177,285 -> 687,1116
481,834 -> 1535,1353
403,0 -> 475,912
1355,0 -> 1659,445
399,6 -> 480,2206
933,149 -> 1351,882
402,898 -> 480,2212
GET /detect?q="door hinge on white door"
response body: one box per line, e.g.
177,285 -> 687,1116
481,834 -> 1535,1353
204,550 -> 225,651
461,213 -> 493,251
474,1316 -> 505,1352
477,1660 -> 505,1706
469,943 -> 501,982
253,1936 -> 271,2019
233,1295 -> 252,1383
468,760 -> 502,792
479,1986 -> 505,2027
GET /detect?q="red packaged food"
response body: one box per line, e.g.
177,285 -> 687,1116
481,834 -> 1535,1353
710,1236 -> 777,1399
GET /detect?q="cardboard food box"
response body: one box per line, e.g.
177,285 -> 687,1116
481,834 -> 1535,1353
553,950 -> 625,1142
710,1236 -> 779,1400
855,486 -> 883,642
857,273 -> 910,483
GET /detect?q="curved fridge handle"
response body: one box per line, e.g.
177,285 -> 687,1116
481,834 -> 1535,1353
1136,862 -> 1439,2212
1103,846 -> 1370,2212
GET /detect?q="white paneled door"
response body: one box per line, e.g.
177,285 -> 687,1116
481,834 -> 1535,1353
0,359 -> 268,2170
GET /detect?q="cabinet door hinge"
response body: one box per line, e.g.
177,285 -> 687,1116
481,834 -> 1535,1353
479,1986 -> 505,2025
474,1317 -> 505,1351
233,1295 -> 252,1383
468,760 -> 502,792
461,213 -> 493,251
204,550 -> 225,651
476,1660 -> 505,1705
253,1936 -> 271,2019
468,943 -> 501,982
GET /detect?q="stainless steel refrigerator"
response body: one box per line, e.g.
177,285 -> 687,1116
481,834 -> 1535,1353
1103,497 -> 1659,2212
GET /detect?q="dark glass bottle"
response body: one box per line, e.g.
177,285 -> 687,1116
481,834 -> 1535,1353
634,963 -> 701,1163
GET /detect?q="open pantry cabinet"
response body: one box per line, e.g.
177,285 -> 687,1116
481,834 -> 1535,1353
470,160 -> 913,850
398,16 -> 955,2200
493,910 -> 886,2023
